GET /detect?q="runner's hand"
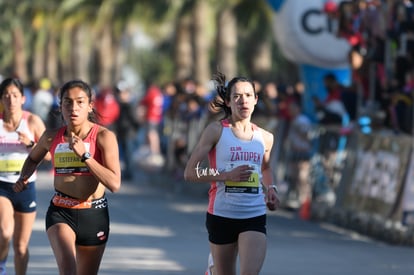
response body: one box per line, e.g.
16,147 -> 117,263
227,165 -> 254,182
266,188 -> 279,211
16,131 -> 32,147
13,176 -> 29,192
69,132 -> 86,157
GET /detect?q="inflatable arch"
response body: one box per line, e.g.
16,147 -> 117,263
268,0 -> 352,118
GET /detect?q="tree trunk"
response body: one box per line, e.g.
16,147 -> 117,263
12,25 -> 28,82
59,25 -> 74,82
97,24 -> 114,87
249,37 -> 272,81
32,28 -> 47,81
174,14 -> 193,81
192,0 -> 211,86
73,26 -> 91,83
113,42 -> 123,83
215,7 -> 237,79
47,32 -> 59,84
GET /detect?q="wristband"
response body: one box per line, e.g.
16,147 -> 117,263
268,184 -> 278,193
81,152 -> 92,162
26,140 -> 35,148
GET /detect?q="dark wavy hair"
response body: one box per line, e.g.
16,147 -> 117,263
210,71 -> 256,118
59,79 -> 99,123
0,78 -> 24,97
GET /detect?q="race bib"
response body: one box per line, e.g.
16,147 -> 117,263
0,155 -> 25,176
225,163 -> 260,194
54,143 -> 90,174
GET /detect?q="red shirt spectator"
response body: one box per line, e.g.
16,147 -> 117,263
95,87 -> 120,128
139,85 -> 164,124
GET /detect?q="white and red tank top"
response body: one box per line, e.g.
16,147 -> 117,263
207,119 -> 266,219
0,111 -> 36,183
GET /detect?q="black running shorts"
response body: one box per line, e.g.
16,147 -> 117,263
206,212 -> 266,244
45,193 -> 110,246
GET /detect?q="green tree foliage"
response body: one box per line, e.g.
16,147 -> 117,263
0,0 -> 295,86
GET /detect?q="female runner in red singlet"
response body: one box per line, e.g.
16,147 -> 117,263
14,79 -> 121,275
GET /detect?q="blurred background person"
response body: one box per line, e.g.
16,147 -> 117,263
94,86 -> 120,131
114,81 -> 140,180
32,78 -> 54,124
284,100 -> 314,210
135,81 -> 164,170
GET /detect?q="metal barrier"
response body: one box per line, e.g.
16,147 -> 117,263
275,123 -> 414,245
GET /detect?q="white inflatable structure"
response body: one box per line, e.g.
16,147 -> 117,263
272,0 -> 350,68
268,0 -> 352,117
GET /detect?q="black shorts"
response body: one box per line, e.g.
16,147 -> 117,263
45,193 -> 110,246
0,181 -> 36,213
206,212 -> 266,245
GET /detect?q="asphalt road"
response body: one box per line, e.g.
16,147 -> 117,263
5,170 -> 414,275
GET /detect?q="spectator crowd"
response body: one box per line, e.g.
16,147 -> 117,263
0,0 -> 412,194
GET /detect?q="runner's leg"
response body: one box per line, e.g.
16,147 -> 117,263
47,223 -> 77,275
238,231 -> 266,275
13,211 -> 36,275
76,244 -> 106,275
0,197 -> 14,275
210,242 -> 237,275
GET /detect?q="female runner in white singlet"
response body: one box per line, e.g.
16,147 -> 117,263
0,77 -> 49,275
184,72 -> 279,275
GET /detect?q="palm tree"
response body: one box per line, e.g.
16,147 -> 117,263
29,1 -> 64,83
0,0 -> 291,87
56,0 -> 96,83
215,5 -> 238,79
0,1 -> 32,82
235,0 -> 274,81
192,0 -> 212,86
91,0 -> 172,86
174,12 -> 193,81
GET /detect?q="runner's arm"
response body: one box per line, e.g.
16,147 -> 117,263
260,129 -> 279,211
84,128 -> 121,193
184,122 -> 254,183
14,130 -> 53,192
